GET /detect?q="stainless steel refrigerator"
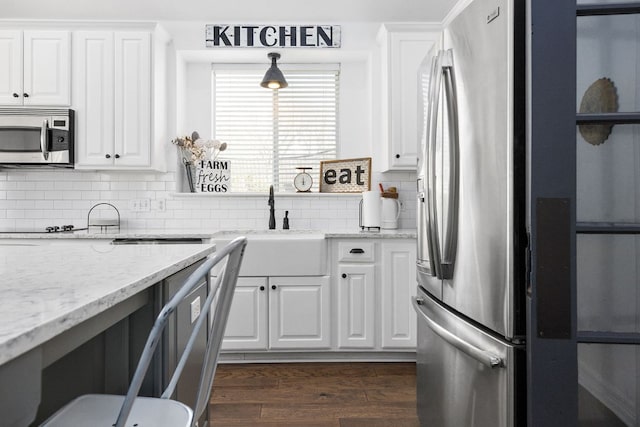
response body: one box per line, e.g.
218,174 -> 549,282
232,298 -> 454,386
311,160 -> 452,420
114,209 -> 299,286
413,0 -> 527,425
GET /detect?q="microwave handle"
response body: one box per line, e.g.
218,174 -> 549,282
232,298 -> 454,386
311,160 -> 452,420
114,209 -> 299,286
41,119 -> 50,161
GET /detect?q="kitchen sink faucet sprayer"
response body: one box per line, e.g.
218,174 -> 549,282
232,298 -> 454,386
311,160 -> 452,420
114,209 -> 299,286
268,185 -> 276,229
283,211 -> 290,229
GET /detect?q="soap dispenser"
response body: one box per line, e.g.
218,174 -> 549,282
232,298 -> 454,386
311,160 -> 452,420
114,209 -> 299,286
283,211 -> 290,229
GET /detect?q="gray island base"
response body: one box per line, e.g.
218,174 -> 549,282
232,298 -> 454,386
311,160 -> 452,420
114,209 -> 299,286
0,242 -> 215,426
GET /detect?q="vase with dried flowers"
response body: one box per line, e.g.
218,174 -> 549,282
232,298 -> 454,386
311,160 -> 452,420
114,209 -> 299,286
172,131 -> 228,192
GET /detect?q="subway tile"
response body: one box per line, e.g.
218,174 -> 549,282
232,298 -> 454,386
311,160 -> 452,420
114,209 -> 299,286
24,210 -> 44,219
0,219 -> 15,227
6,210 -> 25,219
34,181 -> 56,191
147,181 -> 166,191
44,191 -> 63,200
0,181 -> 17,190
6,191 -> 26,200
34,200 -> 54,209
62,191 -> 83,200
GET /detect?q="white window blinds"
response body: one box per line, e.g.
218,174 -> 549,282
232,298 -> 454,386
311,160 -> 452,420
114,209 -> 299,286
212,65 -> 339,193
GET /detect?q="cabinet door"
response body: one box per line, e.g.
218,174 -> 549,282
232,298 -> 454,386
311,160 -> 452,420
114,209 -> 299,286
23,30 -> 70,106
221,277 -> 268,351
114,32 -> 151,167
337,264 -> 376,349
387,32 -> 432,170
73,31 -> 115,167
269,276 -> 330,349
381,242 -> 417,348
0,31 -> 22,105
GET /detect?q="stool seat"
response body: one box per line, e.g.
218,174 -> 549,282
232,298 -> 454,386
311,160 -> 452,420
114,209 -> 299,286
43,394 -> 193,427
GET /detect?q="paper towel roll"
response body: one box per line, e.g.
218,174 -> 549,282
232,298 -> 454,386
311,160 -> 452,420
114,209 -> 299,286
362,191 -> 381,228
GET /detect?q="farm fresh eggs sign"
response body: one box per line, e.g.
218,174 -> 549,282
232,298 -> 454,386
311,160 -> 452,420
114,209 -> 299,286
195,160 -> 230,193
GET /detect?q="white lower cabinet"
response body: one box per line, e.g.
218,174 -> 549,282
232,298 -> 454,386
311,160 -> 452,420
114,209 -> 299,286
221,277 -> 268,351
380,242 -> 417,348
220,237 -> 416,357
221,276 -> 330,351
334,238 -> 417,352
269,276 -> 331,349
336,263 -> 376,349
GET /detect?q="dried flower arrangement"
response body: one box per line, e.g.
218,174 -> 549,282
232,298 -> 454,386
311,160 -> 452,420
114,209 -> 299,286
171,131 -> 228,163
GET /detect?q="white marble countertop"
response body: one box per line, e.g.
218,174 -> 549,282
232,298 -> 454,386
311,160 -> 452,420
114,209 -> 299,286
0,242 -> 215,366
209,229 -> 416,239
0,228 -> 417,240
0,229 -> 216,240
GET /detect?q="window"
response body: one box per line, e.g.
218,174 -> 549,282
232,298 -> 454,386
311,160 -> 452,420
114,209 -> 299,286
212,64 -> 339,193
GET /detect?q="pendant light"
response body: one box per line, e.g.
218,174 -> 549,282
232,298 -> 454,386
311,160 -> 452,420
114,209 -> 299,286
260,52 -> 288,89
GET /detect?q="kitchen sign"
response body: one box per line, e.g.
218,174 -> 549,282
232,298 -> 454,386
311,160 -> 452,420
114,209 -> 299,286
205,25 -> 341,48
319,157 -> 371,193
195,160 -> 231,193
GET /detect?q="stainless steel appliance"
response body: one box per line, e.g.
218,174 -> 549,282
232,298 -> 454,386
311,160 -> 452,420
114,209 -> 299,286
414,0 -> 527,425
0,108 -> 74,167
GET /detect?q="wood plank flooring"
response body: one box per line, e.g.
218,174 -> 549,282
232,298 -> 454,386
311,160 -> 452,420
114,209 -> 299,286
209,362 -> 419,426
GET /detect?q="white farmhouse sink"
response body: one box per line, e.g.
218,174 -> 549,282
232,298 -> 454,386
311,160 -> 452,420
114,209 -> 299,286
212,231 -> 327,276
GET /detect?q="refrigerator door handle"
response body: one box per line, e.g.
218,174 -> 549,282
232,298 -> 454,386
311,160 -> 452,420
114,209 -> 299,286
439,49 -> 460,280
426,50 -> 444,279
412,296 -> 503,368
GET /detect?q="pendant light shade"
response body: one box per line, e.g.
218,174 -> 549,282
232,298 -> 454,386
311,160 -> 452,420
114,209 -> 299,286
261,52 -> 288,89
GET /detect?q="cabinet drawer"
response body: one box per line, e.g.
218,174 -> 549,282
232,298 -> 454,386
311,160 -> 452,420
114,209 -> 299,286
338,241 -> 376,262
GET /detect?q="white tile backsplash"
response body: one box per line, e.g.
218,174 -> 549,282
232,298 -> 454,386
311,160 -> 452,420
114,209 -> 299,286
0,169 -> 417,232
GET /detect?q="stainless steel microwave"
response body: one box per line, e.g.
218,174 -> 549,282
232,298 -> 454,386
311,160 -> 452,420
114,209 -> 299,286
0,108 -> 74,168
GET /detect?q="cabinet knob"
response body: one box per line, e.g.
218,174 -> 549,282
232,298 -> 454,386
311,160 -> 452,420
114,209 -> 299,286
271,285 -> 277,290
12,93 -> 19,98
349,248 -> 365,254
105,154 -> 111,159
260,286 -> 265,291
115,154 -> 120,159
23,93 -> 29,98
395,154 -> 400,159
341,273 -> 347,279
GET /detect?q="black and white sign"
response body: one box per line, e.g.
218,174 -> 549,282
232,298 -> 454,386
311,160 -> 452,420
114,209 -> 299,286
195,160 -> 231,193
205,25 -> 341,48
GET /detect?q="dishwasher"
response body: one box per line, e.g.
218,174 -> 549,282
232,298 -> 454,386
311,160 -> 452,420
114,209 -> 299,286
112,237 -> 210,426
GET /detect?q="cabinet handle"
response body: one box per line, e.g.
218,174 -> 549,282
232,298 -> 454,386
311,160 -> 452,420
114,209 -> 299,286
12,93 -> 19,98
395,154 -> 400,159
115,154 -> 121,159
23,93 -> 29,98
271,285 -> 277,290
341,273 -> 347,279
349,248 -> 365,254
105,154 -> 111,159
259,286 -> 265,291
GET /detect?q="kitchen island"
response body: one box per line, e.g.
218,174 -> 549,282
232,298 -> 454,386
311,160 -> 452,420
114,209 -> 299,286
0,242 -> 216,426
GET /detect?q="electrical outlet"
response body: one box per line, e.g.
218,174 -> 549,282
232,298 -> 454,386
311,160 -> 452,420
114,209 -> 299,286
152,199 -> 166,212
399,201 -> 406,212
139,199 -> 150,212
190,296 -> 201,324
129,198 -> 151,212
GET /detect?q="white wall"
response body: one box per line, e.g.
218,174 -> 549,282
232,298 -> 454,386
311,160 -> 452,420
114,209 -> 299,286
0,20 -> 419,233
0,169 -> 416,231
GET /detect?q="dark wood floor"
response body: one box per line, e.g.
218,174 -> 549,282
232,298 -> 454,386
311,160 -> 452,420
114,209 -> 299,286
209,362 -> 419,426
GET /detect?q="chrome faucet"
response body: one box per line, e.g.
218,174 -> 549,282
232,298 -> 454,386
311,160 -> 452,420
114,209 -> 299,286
268,185 -> 276,229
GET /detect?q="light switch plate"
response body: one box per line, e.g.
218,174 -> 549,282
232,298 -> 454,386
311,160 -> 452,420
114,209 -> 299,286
190,296 -> 201,323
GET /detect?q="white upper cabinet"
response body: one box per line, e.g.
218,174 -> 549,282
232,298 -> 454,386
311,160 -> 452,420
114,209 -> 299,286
0,30 -> 70,106
374,24 -> 439,172
73,30 -> 154,169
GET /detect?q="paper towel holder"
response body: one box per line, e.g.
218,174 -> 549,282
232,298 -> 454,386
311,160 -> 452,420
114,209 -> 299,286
359,199 -> 380,231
